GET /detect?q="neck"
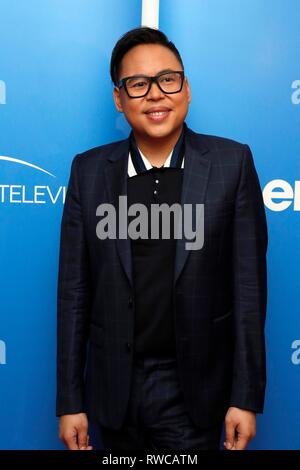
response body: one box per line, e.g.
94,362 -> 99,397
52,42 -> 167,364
133,125 -> 183,166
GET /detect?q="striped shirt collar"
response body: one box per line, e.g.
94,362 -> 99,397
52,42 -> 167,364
128,123 -> 186,177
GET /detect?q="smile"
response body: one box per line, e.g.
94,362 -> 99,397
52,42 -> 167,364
145,110 -> 170,121
148,111 -> 168,116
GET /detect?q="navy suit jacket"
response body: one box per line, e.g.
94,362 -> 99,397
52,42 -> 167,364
56,125 -> 268,429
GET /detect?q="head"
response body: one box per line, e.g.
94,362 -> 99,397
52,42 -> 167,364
111,27 -> 191,141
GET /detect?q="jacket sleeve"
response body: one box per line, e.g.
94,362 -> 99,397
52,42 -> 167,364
56,155 -> 91,417
229,144 -> 268,413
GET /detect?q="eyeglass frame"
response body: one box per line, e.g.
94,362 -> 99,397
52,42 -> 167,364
117,70 -> 185,98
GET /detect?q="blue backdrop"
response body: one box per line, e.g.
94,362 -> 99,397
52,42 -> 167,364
0,0 -> 299,449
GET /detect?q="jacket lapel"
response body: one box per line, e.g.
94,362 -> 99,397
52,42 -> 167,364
173,128 -> 211,285
104,138 -> 133,288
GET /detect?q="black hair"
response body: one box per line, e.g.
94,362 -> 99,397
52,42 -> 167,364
110,26 -> 184,86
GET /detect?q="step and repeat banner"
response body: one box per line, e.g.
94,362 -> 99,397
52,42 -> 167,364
0,0 -> 299,449
160,0 -> 300,450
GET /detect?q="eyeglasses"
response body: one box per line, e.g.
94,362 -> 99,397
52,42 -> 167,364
117,70 -> 185,98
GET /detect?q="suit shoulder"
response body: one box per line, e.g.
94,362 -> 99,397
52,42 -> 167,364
186,128 -> 250,169
73,137 -> 128,165
203,133 -> 245,150
189,128 -> 246,151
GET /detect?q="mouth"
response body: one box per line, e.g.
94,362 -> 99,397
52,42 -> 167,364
144,108 -> 171,122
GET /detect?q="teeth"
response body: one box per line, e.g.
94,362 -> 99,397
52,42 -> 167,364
148,111 -> 168,116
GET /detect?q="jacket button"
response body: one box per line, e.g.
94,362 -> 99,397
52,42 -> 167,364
126,342 -> 132,352
128,297 -> 133,308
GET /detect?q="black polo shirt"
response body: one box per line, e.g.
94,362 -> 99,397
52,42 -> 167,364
127,124 -> 186,357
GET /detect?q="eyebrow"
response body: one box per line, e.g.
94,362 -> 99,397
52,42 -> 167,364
127,69 -> 180,77
156,69 -> 178,74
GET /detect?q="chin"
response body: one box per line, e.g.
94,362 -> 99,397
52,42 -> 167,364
145,124 -> 178,139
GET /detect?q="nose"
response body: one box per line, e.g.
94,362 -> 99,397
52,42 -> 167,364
147,80 -> 165,100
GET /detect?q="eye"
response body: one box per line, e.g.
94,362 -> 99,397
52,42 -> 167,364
127,78 -> 148,89
161,76 -> 175,83
132,81 -> 147,88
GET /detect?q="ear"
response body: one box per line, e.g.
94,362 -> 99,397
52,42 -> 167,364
184,76 -> 192,104
113,87 -> 123,113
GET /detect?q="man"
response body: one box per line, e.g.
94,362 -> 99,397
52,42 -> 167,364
57,27 -> 268,451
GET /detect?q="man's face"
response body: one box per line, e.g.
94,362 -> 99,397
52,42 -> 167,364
113,44 -> 191,140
